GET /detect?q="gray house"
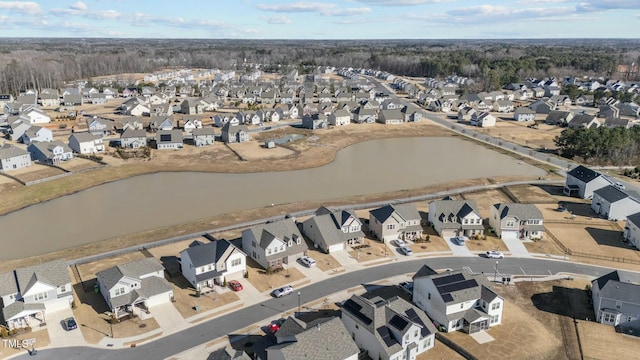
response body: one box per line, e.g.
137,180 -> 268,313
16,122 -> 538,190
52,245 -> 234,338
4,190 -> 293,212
301,114 -> 328,129
221,123 -> 250,144
563,165 -> 613,199
154,130 -> 183,150
241,218 -> 308,270
179,240 -> 246,292
592,271 -> 640,332
302,206 -> 365,253
513,107 -> 536,122
591,186 -> 640,221
489,203 -> 544,241
427,199 -> 484,238
0,144 -> 32,171
377,109 -> 403,124
191,127 -> 216,147
120,129 -> 148,149
87,117 -> 111,136
180,99 -> 204,115
27,140 -> 73,164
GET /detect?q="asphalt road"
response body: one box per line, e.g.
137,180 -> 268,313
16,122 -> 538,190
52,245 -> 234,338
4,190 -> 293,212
17,257 -> 621,360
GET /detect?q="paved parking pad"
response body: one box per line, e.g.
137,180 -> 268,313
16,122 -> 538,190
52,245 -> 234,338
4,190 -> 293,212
46,308 -> 86,348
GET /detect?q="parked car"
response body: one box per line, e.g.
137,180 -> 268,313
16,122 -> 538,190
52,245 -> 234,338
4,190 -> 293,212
393,239 -> 406,247
398,281 -> 414,294
300,256 -> 317,267
64,317 -> 78,331
267,323 -> 280,334
614,182 -> 626,190
399,246 -> 413,256
273,285 -> 294,298
485,250 -> 504,259
452,236 -> 468,246
228,280 -> 243,292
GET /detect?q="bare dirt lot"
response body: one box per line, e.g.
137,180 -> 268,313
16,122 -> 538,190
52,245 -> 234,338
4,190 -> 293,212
166,274 -> 240,319
545,223 -> 639,261
464,235 -> 509,252
577,320 -> 640,360
506,184 -> 558,204
524,238 -> 566,256
227,141 -> 296,161
57,157 -> 103,172
348,238 -> 394,262
9,164 -> 66,183
474,118 -> 564,151
245,259 -> 306,293
461,190 -> 512,218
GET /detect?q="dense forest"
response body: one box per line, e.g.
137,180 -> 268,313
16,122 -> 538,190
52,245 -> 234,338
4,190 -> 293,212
1,38 -> 639,96
554,127 -> 640,166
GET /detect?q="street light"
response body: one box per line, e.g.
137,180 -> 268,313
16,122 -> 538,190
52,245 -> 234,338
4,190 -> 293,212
297,291 -> 301,315
494,261 -> 499,283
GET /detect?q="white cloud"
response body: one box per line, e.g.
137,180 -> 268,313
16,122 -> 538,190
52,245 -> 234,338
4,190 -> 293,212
69,1 -> 87,11
357,0 -> 451,5
0,1 -> 42,16
263,15 -> 292,24
257,2 -> 371,16
577,0 -> 640,12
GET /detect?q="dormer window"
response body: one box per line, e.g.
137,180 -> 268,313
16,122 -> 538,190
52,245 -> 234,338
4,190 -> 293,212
294,235 -> 301,244
288,240 -> 293,247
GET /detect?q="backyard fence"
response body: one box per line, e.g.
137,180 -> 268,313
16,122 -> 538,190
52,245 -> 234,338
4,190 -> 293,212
435,333 -> 478,360
544,226 -> 640,265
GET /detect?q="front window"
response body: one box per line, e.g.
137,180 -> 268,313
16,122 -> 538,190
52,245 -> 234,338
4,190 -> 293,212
492,302 -> 501,310
34,292 -> 48,301
231,258 -> 241,267
603,313 -> 616,323
506,221 -> 515,227
59,285 -> 66,293
387,224 -> 396,230
491,315 -> 499,324
114,287 -> 126,296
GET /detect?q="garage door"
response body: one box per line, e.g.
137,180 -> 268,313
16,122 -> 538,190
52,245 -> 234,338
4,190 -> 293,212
44,297 -> 72,313
501,231 -> 518,241
328,243 -> 345,253
441,230 -> 457,239
145,291 -> 173,307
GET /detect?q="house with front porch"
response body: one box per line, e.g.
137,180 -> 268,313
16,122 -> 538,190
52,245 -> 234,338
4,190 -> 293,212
591,271 -> 640,331
369,204 -> 423,242
489,203 -> 544,240
120,129 -> 148,148
412,265 -> 504,334
302,206 -> 365,253
470,112 -> 496,127
353,107 -> 377,123
180,240 -> 246,292
591,186 -> 640,221
0,260 -> 73,330
96,258 -> 173,319
341,294 -> 437,360
513,107 -> 536,121
27,140 -> 73,164
241,218 -> 308,270
428,200 -> 484,238
563,165 -> 613,199
0,144 -> 32,171
301,113 -> 328,129
181,116 -> 202,133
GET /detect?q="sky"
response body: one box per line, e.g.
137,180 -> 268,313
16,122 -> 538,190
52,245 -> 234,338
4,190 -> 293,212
0,0 -> 639,39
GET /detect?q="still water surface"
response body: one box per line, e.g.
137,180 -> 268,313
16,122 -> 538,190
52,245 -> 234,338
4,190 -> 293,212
0,137 -> 546,260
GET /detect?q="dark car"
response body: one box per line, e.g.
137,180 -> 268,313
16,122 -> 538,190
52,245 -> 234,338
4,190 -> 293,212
64,317 -> 78,331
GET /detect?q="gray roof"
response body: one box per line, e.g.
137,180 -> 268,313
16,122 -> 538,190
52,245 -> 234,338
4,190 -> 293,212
191,127 -> 216,136
567,165 -> 602,184
96,258 -> 165,292
208,345 -> 252,360
156,129 -> 183,143
626,212 -> 640,227
493,203 -> 543,221
28,141 -> 72,159
419,268 -> 498,305
181,239 -> 242,268
370,204 -> 420,223
121,128 -> 147,138
594,185 -> 631,203
15,259 -> 70,294
270,317 -> 359,360
246,218 -> 308,258
378,109 -> 403,121
69,132 -> 100,143
0,144 -> 28,160
593,271 -> 640,305
2,302 -> 45,322
430,200 -> 481,229
0,272 -> 18,297
303,207 -> 364,248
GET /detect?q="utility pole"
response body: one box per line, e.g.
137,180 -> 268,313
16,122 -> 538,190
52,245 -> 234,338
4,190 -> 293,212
494,261 -> 499,283
297,291 -> 301,316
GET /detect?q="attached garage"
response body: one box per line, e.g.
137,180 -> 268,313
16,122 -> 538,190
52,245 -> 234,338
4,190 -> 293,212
327,243 -> 345,253
145,291 -> 173,308
44,297 -> 72,312
500,231 -> 518,241
441,230 -> 457,239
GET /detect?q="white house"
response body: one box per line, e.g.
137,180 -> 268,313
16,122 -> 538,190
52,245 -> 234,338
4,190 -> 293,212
428,199 -> 484,238
302,206 -> 365,253
96,258 -> 174,319
513,107 -> 536,122
0,260 -> 73,330
191,127 -> 216,147
489,203 -> 544,240
470,112 -> 496,127
0,144 -> 32,171
68,133 -> 105,154
27,140 -> 73,164
623,213 -> 640,250
591,186 -> 640,221
563,165 -> 614,199
341,294 -> 437,360
328,109 -> 351,126
241,218 -> 308,270
591,271 -> 640,331
21,126 -> 53,144
369,204 -> 423,242
412,265 -> 504,334
22,107 -> 51,125
179,240 -> 246,292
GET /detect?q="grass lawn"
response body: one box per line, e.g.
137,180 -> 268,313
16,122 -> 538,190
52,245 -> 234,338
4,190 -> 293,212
166,274 -> 240,319
0,328 -> 50,359
245,259 -> 306,293
464,234 -> 509,252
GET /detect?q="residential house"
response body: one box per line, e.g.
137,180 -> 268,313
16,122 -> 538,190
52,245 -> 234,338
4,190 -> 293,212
214,114 -> 233,128
302,206 -> 365,253
68,133 -> 105,154
369,204 -> 423,242
591,271 -> 640,330
116,117 -> 145,133
181,99 -> 204,115
603,117 -> 635,129
154,130 -> 183,150
0,144 -> 32,171
27,141 -> 73,164
489,203 -> 544,240
149,117 -> 175,132
96,258 -> 174,319
103,88 -> 119,99
328,109 -> 351,126
301,114 -> 328,130
575,94 -> 595,106
545,110 -> 574,126
353,107 -> 377,123
221,123 -> 250,144
39,92 -> 60,107
7,119 -> 31,141
122,101 -> 150,117
457,107 -> 476,122
513,107 -> 536,122
191,127 -> 216,147
591,186 -> 640,221
380,99 -> 402,110
0,260 -> 73,330
618,102 -> 640,118
401,108 -> 423,122
149,103 -> 173,117
377,109 -> 403,124
341,294 -> 437,360
412,265 -> 504,334
563,165 -> 613,199
87,117 -> 111,136
21,107 -> 51,125
529,99 -> 555,114
623,213 -> 640,250
89,93 -> 107,105
428,200 -> 484,238
120,129 -> 148,149
241,218 -> 308,270
568,114 -> 600,129
17,94 -> 36,105
267,316 -> 359,360
493,100 -> 514,113
0,94 -> 14,109
181,116 -> 202,133
470,112 -> 496,127
428,100 -> 452,113
21,126 -> 53,144
179,240 -> 246,292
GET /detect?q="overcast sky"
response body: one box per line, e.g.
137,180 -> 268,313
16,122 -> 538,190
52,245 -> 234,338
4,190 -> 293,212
1,0 -> 638,39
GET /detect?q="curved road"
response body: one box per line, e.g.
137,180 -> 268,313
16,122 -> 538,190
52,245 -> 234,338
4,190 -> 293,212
18,256 -> 622,360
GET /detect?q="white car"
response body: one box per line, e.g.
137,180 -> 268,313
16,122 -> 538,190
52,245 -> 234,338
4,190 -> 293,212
614,182 -> 625,190
485,250 -> 504,259
399,246 -> 413,256
300,256 -> 316,267
393,239 -> 406,247
273,285 -> 294,298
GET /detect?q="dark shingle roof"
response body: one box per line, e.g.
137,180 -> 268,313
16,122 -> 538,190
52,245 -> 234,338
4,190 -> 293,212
593,271 -> 640,305
594,185 -> 629,203
567,165 -> 601,183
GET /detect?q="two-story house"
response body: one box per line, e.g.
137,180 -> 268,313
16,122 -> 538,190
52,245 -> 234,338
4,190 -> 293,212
369,204 -> 423,242
96,258 -> 173,319
428,199 -> 484,238
591,186 -> 640,221
86,117 -> 111,136
21,126 -> 53,144
0,260 -> 73,330
0,144 -> 32,171
341,294 -> 437,360
154,130 -> 184,150
563,165 -> 613,199
191,127 -> 216,147
179,240 -> 246,292
68,132 -> 105,154
221,123 -> 250,144
623,213 -> 640,250
241,218 -> 308,270
27,140 -> 73,164
591,271 -> 640,331
120,129 -> 148,149
489,203 -> 544,240
302,206 -> 365,253
412,265 -> 504,334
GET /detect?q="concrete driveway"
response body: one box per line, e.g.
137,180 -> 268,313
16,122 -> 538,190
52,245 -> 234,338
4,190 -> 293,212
46,308 -> 86,348
445,237 -> 474,257
290,259 -> 329,282
502,237 -> 532,257
150,303 -> 187,333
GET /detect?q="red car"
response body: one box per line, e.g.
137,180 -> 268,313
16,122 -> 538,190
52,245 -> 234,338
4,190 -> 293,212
267,323 -> 280,334
228,280 -> 243,291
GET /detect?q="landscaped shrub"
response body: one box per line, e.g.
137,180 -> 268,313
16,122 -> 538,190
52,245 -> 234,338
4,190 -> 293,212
1,327 -> 8,338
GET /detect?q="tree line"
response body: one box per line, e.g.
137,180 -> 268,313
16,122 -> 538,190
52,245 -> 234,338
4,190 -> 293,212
554,126 -> 640,165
